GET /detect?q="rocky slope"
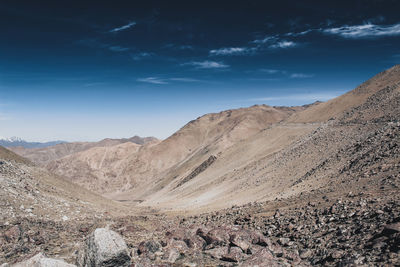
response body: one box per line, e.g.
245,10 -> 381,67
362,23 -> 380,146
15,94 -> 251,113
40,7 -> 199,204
0,146 -> 132,264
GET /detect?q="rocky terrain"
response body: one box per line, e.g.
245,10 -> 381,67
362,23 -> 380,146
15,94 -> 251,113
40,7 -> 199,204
1,65 -> 400,266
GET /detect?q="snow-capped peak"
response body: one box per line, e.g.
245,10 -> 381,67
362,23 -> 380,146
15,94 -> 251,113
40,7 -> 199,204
8,136 -> 23,142
0,136 -> 24,142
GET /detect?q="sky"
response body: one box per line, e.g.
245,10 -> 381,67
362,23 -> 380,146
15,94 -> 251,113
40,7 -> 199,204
1,0 -> 400,142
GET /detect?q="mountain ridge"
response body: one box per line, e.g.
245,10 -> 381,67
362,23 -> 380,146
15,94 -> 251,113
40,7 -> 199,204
9,135 -> 159,166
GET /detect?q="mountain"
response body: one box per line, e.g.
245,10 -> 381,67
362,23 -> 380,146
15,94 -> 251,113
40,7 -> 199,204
38,65 -> 400,212
45,104 -> 308,195
9,135 -> 159,166
0,137 -> 66,149
140,64 -> 400,211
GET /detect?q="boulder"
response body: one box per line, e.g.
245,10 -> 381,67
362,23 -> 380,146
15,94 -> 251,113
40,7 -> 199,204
6,253 -> 76,267
77,228 -> 131,267
229,231 -> 252,252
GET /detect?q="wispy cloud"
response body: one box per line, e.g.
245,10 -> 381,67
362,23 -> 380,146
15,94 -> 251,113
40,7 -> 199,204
269,41 -> 297,49
256,69 -> 313,79
131,52 -> 153,61
137,77 -> 168,84
284,29 -> 313,37
84,82 -> 105,87
322,22 -> 400,38
259,69 -> 281,74
137,77 -> 201,84
169,77 -> 200,82
209,47 -> 255,56
108,46 -> 130,52
252,36 -> 278,44
110,21 -> 136,33
290,73 -> 314,78
252,36 -> 298,49
252,21 -> 400,45
182,60 -> 229,69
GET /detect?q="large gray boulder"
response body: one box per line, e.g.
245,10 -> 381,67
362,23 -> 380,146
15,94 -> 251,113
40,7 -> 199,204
3,253 -> 76,267
77,228 -> 131,267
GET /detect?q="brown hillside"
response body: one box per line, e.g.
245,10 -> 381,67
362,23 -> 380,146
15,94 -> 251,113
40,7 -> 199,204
45,105 -> 303,197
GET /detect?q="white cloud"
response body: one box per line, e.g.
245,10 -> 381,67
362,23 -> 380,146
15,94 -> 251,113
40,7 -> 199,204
137,77 -> 168,84
290,73 -> 314,78
269,41 -> 297,49
322,23 -> 400,38
209,47 -> 254,56
284,29 -> 313,37
110,21 -> 136,33
252,36 -> 278,44
251,36 -> 297,49
182,61 -> 229,69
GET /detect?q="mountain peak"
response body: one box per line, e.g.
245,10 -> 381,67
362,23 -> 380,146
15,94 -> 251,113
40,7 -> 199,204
0,136 -> 24,142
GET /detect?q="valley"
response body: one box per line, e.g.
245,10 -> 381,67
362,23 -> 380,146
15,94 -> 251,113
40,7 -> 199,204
1,65 -> 400,266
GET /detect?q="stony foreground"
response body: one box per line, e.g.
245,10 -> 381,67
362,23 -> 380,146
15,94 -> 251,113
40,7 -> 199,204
1,189 -> 400,266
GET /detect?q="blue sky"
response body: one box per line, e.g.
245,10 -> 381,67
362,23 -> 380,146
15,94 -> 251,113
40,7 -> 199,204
1,0 -> 400,141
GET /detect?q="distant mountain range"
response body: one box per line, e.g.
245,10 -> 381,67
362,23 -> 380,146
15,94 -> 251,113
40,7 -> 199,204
1,135 -> 159,149
0,137 -> 66,148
